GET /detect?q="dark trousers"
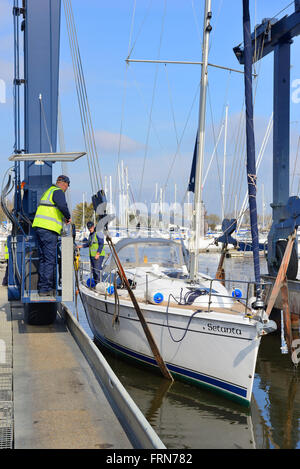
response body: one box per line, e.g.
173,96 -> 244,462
90,256 -> 104,283
35,228 -> 58,293
2,261 -> 8,286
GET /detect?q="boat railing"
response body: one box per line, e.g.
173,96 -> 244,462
21,235 -> 61,301
79,260 -> 273,317
79,259 -> 116,289
207,277 -> 273,314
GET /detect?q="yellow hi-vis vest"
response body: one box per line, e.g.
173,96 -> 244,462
32,185 -> 64,235
89,232 -> 105,258
4,243 -> 9,260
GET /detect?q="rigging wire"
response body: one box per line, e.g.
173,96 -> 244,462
202,122 -> 224,189
69,0 -> 102,188
270,1 -> 296,22
205,0 -> 270,226
58,97 -> 72,209
227,108 -> 246,217
225,29 -> 267,224
131,74 -> 166,154
160,4 -> 234,210
39,95 -> 53,153
190,0 -> 203,46
237,0 -> 295,52
162,81 -> 200,193
126,0 -> 154,61
236,113 -> 273,233
114,0 -> 137,207
205,72 -> 232,215
138,0 -> 168,202
116,0 -> 164,211
164,64 -> 180,150
69,6 -> 103,189
64,0 -> 95,194
291,135 -> 300,194
63,0 -> 103,197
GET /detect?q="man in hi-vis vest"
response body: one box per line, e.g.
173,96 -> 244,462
77,221 -> 105,284
33,175 -> 71,296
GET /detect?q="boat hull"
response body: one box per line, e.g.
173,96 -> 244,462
80,285 -> 261,406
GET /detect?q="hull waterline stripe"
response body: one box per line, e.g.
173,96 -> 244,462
92,329 -> 248,399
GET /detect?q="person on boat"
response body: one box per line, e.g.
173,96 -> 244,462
77,221 -> 105,284
32,175 -> 71,297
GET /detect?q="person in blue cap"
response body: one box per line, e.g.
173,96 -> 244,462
33,175 -> 71,296
77,221 -> 105,284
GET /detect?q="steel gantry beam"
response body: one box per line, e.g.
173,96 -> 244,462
234,1 -> 300,279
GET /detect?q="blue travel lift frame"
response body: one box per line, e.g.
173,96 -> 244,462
7,0 -> 85,323
234,0 -> 300,279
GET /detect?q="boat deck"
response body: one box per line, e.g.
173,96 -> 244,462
101,289 -> 251,317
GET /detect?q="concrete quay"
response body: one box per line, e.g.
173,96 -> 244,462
0,267 -> 164,450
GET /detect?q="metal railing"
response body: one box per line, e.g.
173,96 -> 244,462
206,278 -> 272,315
79,258 -> 272,316
21,236 -> 61,301
79,258 -> 117,293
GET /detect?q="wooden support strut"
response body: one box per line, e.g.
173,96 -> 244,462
265,230 -> 296,352
216,243 -> 227,285
281,279 -> 293,353
106,236 -> 174,382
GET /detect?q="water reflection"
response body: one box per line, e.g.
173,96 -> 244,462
254,334 -> 300,449
73,253 -> 300,449
96,341 -> 256,449
93,327 -> 299,449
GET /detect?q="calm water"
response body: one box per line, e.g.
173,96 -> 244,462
71,253 -> 300,449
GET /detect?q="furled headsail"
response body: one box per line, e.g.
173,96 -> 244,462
188,133 -> 198,193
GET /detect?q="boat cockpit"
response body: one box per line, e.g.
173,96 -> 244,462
103,237 -> 187,273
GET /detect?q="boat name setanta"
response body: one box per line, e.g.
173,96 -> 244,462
207,323 -> 242,336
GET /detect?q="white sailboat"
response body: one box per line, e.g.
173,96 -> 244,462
78,0 -> 276,406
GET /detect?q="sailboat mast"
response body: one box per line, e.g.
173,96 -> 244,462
190,0 -> 212,281
222,105 -> 229,221
82,192 -> 85,228
242,0 -> 262,300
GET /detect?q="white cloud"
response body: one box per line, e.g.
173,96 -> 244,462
94,129 -> 144,154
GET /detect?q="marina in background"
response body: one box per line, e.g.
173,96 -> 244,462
0,0 -> 300,451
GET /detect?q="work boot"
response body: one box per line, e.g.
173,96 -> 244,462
39,291 -> 52,297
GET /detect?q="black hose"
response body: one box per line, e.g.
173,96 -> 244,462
165,293 -> 201,343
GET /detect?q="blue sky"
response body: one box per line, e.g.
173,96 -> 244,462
1,0 -> 300,219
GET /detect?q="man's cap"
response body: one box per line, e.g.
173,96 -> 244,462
87,221 -> 94,229
57,175 -> 70,185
